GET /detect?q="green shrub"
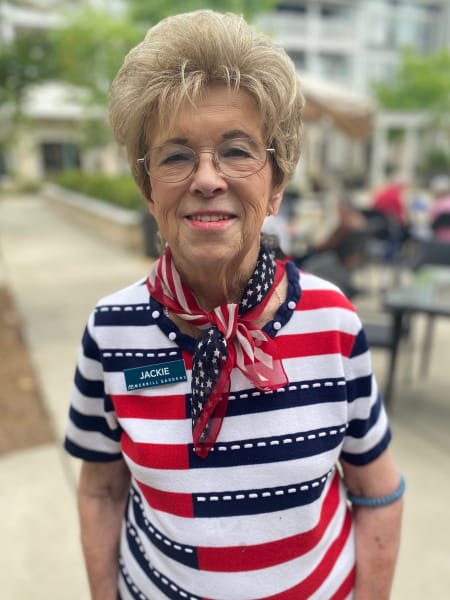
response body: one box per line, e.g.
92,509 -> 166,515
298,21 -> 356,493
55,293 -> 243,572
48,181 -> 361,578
52,170 -> 146,211
417,148 -> 450,184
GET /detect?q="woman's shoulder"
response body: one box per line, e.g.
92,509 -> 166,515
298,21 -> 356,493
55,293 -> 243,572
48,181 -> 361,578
290,262 -> 355,308
95,277 -> 149,309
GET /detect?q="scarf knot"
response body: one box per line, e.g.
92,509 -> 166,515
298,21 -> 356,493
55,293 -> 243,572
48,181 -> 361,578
147,246 -> 288,457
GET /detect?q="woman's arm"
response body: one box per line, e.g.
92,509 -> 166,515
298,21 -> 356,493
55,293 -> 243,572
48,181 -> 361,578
77,459 -> 131,600
341,449 -> 404,600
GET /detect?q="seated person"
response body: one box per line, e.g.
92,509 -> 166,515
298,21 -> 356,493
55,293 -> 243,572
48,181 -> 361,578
372,175 -> 408,227
294,199 -> 368,298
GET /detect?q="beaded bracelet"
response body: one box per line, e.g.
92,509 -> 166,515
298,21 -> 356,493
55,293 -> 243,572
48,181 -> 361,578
347,475 -> 405,507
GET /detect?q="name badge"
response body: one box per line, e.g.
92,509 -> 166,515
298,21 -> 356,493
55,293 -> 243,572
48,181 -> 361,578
124,359 -> 187,391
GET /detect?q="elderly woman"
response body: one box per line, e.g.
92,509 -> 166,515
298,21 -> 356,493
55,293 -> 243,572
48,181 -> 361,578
65,10 -> 403,600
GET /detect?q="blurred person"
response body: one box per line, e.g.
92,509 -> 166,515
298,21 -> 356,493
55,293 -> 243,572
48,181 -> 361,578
429,175 -> 450,242
64,10 -> 403,600
294,198 -> 369,297
371,174 -> 408,227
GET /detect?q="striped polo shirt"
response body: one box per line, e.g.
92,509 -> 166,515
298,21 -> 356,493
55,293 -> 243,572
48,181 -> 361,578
65,261 -> 391,600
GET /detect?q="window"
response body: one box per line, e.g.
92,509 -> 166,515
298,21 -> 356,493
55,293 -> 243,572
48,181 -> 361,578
41,142 -> 80,173
288,50 -> 306,71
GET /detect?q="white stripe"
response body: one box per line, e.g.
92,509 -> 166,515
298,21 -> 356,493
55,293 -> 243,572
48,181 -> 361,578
124,490 -> 348,600
118,395 -> 348,448
126,449 -> 337,496
65,421 -> 120,454
130,480 -> 334,545
285,306 -> 360,336
169,258 -> 191,313
342,409 -> 389,455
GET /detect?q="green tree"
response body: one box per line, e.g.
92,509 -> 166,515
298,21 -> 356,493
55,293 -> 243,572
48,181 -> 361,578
0,1 -> 278,149
127,0 -> 278,24
0,30 -> 59,110
373,49 -> 450,180
49,8 -> 143,106
373,48 -> 450,114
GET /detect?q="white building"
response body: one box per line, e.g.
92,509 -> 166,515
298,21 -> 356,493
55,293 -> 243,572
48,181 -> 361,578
1,0 -> 449,185
257,0 -> 450,185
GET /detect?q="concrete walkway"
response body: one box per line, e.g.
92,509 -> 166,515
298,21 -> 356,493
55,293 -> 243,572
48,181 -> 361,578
1,193 -> 449,599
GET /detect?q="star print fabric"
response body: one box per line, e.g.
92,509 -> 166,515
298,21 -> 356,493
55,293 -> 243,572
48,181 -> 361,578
147,246 -> 288,457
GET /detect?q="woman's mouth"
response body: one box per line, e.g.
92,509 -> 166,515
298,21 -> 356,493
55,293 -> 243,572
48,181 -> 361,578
187,214 -> 234,222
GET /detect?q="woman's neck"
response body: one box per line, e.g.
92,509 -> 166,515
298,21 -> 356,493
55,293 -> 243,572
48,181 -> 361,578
182,265 -> 252,311
172,248 -> 260,312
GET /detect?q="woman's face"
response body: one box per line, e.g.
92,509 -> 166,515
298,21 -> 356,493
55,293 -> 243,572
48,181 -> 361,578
146,85 -> 284,280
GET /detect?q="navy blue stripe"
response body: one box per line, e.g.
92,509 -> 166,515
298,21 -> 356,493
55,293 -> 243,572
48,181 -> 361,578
100,350 -> 185,373
74,367 -> 105,398
350,328 -> 369,358
192,470 -> 333,518
341,428 -> 392,466
81,326 -> 101,361
221,378 -> 348,418
347,394 -> 382,438
130,489 -> 199,569
345,373 -> 372,403
264,260 -> 301,337
123,523 -> 200,600
188,425 -> 346,470
64,437 -> 122,461
95,304 -> 153,327
68,405 -> 121,440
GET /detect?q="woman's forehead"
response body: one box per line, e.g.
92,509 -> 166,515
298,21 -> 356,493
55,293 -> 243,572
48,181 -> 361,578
150,85 -> 263,145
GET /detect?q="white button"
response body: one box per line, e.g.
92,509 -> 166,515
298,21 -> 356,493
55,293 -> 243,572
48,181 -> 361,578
168,332 -> 177,341
152,310 -> 160,319
288,301 -> 296,310
273,321 -> 282,330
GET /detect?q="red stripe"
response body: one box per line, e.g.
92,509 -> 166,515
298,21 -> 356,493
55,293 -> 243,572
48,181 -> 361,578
112,394 -> 187,419
136,480 -> 194,518
329,566 -> 355,600
275,330 -> 356,359
182,350 -> 193,370
299,288 -> 356,312
122,432 -> 189,469
266,508 -> 353,599
198,472 -> 341,572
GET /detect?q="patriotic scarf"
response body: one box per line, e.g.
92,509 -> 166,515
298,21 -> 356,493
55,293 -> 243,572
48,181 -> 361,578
147,245 -> 288,458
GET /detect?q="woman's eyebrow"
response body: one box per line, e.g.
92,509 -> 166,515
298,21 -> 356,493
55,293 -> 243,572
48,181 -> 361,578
222,130 -> 252,140
162,136 -> 189,145
161,130 -> 252,146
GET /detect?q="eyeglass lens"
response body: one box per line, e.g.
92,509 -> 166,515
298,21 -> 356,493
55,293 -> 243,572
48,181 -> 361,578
144,138 -> 269,182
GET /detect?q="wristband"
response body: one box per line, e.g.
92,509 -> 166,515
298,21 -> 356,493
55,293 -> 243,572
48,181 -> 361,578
347,475 -> 405,507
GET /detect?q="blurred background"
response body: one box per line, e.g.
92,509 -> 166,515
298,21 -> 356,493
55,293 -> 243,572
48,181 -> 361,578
1,1 -> 450,598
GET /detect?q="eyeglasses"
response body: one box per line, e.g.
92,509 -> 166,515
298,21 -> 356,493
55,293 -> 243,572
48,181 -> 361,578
137,138 -> 275,183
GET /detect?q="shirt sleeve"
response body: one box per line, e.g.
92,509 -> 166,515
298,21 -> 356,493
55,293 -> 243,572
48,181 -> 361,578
64,309 -> 123,461
340,321 -> 392,466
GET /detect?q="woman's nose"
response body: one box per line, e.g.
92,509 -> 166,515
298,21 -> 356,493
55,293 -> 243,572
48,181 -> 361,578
189,152 -> 227,196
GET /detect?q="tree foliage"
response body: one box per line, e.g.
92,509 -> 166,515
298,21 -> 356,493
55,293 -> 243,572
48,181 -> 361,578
49,9 -> 144,105
126,0 -> 278,25
372,49 -> 450,114
0,30 -> 59,108
0,0 -> 278,147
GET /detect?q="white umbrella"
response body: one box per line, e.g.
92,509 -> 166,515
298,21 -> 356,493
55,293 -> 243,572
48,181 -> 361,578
298,73 -> 375,139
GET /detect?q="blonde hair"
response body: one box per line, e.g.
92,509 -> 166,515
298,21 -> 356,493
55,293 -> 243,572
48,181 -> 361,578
108,10 -> 304,198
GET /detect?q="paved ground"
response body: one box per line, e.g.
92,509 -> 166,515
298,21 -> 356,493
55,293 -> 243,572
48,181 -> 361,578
1,192 -> 449,599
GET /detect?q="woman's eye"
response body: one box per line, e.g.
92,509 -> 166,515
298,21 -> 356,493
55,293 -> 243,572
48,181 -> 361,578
223,145 -> 252,159
162,152 -> 191,164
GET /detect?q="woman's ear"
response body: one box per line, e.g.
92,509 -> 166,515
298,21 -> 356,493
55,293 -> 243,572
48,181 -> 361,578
268,185 -> 286,217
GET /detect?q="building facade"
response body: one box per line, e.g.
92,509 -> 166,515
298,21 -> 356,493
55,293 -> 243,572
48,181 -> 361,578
257,0 -> 450,184
1,0 -> 449,185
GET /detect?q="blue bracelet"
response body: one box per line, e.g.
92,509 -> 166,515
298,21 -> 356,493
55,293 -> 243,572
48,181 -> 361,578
347,475 -> 405,507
